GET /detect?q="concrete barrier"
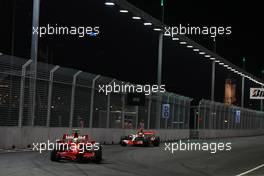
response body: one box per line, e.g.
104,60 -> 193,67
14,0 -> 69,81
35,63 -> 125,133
2,127 -> 264,149
198,129 -> 264,139
0,127 -> 190,149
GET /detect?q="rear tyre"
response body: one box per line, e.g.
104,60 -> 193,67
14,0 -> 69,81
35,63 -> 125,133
94,144 -> 102,163
153,137 -> 160,147
50,150 -> 60,161
143,138 -> 150,147
120,137 -> 127,146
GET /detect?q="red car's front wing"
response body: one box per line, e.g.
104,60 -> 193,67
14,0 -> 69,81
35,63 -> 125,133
122,140 -> 144,145
57,150 -> 95,161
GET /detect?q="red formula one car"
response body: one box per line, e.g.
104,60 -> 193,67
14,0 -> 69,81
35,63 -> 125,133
120,131 -> 160,147
50,130 -> 102,163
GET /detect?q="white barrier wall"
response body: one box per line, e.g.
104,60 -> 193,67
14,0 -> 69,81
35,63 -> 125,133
2,127 -> 264,149
0,127 -> 190,149
198,129 -> 264,139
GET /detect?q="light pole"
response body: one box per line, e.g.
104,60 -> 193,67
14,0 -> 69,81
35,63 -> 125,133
261,70 -> 264,111
156,0 -> 165,129
30,0 -> 40,125
11,0 -> 16,56
241,57 -> 246,107
211,37 -> 216,101
157,0 -> 164,86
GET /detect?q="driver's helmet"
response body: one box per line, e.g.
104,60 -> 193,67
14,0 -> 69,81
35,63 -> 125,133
73,137 -> 79,143
73,130 -> 79,138
137,130 -> 144,137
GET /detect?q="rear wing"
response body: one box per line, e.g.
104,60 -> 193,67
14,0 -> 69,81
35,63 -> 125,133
143,131 -> 155,135
63,134 -> 89,140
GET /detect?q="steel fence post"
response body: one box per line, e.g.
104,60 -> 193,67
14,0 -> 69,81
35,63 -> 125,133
225,106 -> 227,129
171,97 -> 175,129
241,109 -> 244,129
187,100 -> 191,130
155,94 -> 161,129
203,101 -> 207,129
18,60 -> 32,127
261,85 -> 263,111
241,109 -> 246,129
89,75 -> 100,128
209,102 -> 213,129
219,105 -> 225,129
248,111 -> 250,129
247,111 -> 249,129
217,104 -> 220,129
261,112 -> 264,129
222,105 -> 226,129
177,99 -> 181,129
165,94 -> 172,129
106,79 -> 115,128
197,101 -> 201,138
194,105 -> 197,130
229,107 -> 232,129
107,93 -> 111,128
213,104 -> 217,129
46,65 -> 59,127
121,93 -> 125,128
135,106 -> 139,129
250,111 -> 252,129
182,99 -> 186,129
69,70 -> 82,128
147,94 -> 152,129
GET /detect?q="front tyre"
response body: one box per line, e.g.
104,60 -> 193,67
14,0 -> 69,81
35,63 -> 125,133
120,140 -> 127,146
94,144 -> 102,163
76,153 -> 84,163
50,150 -> 60,161
120,137 -> 127,146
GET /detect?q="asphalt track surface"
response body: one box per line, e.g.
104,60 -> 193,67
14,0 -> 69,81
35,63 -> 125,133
1,135 -> 264,176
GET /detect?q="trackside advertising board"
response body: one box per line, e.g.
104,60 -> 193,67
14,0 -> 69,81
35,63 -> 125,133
250,88 -> 264,99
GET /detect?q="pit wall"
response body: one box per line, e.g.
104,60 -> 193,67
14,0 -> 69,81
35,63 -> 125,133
0,127 -> 189,149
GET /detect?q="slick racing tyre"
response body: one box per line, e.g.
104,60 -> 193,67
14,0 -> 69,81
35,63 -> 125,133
94,144 -> 102,163
76,153 -> 84,163
143,138 -> 150,147
50,150 -> 60,161
120,137 -> 127,146
153,137 -> 160,147
120,141 -> 127,146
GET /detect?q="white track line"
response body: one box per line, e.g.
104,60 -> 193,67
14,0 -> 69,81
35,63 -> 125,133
236,164 -> 264,176
0,149 -> 33,154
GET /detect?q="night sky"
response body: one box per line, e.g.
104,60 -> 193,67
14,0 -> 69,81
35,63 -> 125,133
0,0 -> 263,107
